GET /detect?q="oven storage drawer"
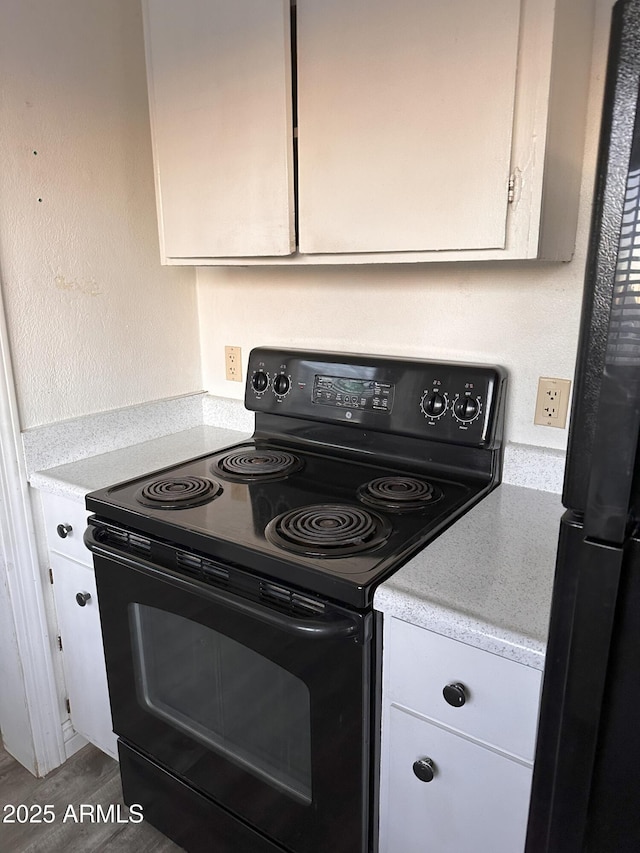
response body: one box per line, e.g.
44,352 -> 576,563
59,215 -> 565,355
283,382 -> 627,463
384,617 -> 542,760
119,741 -> 284,853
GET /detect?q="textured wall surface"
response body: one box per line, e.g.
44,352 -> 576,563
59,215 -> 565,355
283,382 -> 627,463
0,0 -> 200,429
197,0 -> 615,452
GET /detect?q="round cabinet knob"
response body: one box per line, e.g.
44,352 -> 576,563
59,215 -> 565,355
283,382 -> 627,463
252,371 -> 269,393
453,396 -> 480,422
273,374 -> 291,396
443,682 -> 468,707
56,523 -> 72,539
75,591 -> 91,607
412,758 -> 436,783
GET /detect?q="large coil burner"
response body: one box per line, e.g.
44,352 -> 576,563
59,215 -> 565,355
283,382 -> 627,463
265,504 -> 392,558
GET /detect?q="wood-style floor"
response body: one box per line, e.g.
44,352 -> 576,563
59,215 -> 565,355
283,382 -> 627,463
0,744 -> 183,851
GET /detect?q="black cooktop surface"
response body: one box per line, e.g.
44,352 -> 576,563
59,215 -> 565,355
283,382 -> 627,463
86,439 -> 485,607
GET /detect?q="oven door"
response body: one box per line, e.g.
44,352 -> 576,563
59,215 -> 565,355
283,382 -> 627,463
86,526 -> 372,853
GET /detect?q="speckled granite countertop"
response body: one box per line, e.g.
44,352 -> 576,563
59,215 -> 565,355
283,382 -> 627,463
32,429 -> 561,671
30,425 -> 251,501
374,484 -> 563,670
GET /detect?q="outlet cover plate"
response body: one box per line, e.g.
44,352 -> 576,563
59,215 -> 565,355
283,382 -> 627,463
225,346 -> 242,382
534,377 -> 571,428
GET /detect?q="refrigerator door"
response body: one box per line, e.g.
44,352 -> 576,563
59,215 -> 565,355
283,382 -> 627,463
562,0 -> 640,519
583,533 -> 640,852
525,515 -> 625,852
582,81 -> 640,543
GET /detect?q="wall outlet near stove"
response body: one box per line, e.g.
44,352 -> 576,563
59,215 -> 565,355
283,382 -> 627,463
225,346 -> 242,382
534,377 -> 571,428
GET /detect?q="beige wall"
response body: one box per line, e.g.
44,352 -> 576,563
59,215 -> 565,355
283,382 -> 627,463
0,0 -> 200,429
0,0 -> 616,445
197,0 -> 615,452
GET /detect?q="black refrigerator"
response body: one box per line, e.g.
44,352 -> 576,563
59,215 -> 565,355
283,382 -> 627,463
525,1 -> 640,851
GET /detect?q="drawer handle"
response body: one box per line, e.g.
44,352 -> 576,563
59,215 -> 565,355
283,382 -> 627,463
443,682 -> 468,707
75,591 -> 91,607
57,523 -> 73,539
412,758 -> 436,783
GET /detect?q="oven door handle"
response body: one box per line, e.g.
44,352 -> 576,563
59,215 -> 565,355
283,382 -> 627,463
84,527 -> 366,643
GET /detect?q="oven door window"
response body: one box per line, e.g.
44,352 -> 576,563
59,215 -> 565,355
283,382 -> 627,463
130,603 -> 311,804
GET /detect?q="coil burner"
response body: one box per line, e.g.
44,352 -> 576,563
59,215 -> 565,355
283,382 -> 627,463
212,448 -> 303,482
136,476 -> 223,510
358,476 -> 443,512
265,504 -> 392,558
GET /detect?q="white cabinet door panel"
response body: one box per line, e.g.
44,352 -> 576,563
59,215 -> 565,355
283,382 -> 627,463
297,0 -> 520,254
379,706 -> 532,853
51,553 -> 117,759
143,0 -> 295,258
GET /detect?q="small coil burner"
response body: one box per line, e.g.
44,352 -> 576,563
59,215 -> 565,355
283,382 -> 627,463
136,476 -> 223,510
211,448 -> 303,482
265,504 -> 392,558
358,476 -> 443,512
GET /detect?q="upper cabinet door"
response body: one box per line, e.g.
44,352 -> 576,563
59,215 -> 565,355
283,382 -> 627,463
296,0 -> 520,255
142,0 -> 295,259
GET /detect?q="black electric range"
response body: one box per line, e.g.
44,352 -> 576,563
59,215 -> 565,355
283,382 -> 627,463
84,348 -> 506,853
86,347 -> 507,610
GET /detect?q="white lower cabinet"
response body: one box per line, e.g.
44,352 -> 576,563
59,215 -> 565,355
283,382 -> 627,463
380,707 -> 532,853
378,616 -> 541,853
49,552 -> 117,759
40,492 -> 117,760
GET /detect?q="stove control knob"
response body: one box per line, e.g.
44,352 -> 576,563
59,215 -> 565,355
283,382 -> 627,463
412,758 -> 436,783
251,371 -> 269,394
443,682 -> 468,707
452,395 -> 481,423
420,391 -> 448,419
273,374 -> 291,397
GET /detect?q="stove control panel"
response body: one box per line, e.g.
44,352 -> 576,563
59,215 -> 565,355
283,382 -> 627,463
313,375 -> 396,413
246,348 -> 506,448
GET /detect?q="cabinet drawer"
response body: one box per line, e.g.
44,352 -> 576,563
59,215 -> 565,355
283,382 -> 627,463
379,705 -> 532,853
40,492 -> 91,565
385,617 -> 542,760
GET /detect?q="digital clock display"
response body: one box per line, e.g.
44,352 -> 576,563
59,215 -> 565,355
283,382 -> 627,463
312,375 -> 395,413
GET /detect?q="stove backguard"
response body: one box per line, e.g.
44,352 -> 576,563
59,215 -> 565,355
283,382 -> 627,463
245,347 -> 506,452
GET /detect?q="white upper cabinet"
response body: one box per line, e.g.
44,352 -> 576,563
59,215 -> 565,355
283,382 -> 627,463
142,0 -> 295,258
142,0 -> 594,265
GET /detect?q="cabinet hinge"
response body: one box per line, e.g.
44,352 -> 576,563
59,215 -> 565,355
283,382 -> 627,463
65,698 -> 71,714
508,173 -> 516,204
48,568 -> 54,584
57,635 -> 63,651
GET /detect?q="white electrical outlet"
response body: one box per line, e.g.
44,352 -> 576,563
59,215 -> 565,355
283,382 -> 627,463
534,377 -> 571,428
225,346 -> 242,382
